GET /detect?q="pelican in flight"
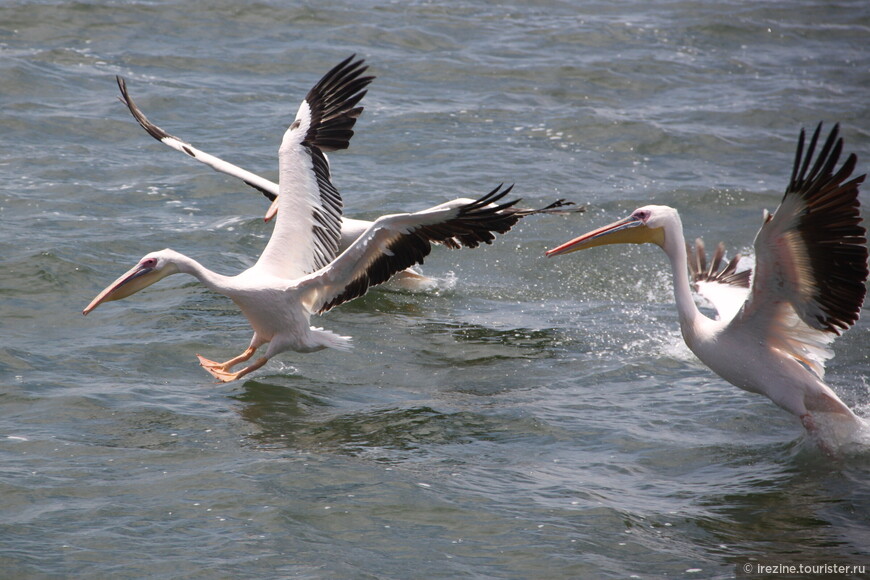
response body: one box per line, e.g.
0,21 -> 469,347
114,64 -> 582,265
85,57 -> 532,382
547,123 -> 867,443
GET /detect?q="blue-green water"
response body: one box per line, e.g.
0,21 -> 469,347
2,1 -> 869,578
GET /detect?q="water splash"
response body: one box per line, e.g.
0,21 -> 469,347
385,268 -> 457,294
805,412 -> 870,457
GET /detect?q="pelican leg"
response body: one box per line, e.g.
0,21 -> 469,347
197,346 -> 256,372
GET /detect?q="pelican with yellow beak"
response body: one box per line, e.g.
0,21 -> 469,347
84,57 -> 532,382
547,123 -> 868,446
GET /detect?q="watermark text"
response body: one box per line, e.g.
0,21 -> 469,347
739,562 -> 866,577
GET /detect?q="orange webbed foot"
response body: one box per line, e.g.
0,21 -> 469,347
196,355 -> 225,370
197,355 -> 268,383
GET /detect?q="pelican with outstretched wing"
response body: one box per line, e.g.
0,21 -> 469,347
85,58 -> 531,382
547,123 -> 867,446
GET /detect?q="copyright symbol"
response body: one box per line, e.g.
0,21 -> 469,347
743,563 -> 754,573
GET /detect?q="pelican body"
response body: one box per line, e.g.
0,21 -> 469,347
548,124 -> 867,443
85,57 -> 536,382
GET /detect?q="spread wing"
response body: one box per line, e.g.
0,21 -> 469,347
297,184 -> 523,314
730,123 -> 868,378
253,56 -> 373,279
116,76 -> 280,201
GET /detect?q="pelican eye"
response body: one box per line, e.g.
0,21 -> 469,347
633,209 -> 651,222
142,258 -> 158,268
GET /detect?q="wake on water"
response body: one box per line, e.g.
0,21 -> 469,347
808,410 -> 870,457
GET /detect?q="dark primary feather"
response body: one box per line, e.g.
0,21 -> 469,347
317,184 -> 520,313
301,54 -> 374,153
778,122 -> 867,333
515,199 -> 586,216
117,77 -> 169,144
438,197 -> 585,250
687,238 -> 750,290
294,56 -> 374,273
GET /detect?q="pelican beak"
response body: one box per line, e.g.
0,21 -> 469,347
546,214 -> 656,257
264,197 -> 279,222
82,263 -> 162,315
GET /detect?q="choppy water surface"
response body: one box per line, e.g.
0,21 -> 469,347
2,1 -> 869,578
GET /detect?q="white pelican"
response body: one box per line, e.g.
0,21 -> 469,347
547,123 -> 868,444
85,57 -> 532,383
114,65 -> 583,253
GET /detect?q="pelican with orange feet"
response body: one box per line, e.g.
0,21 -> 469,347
85,57 -> 532,382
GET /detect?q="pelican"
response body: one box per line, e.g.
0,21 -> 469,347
547,123 -> 868,444
85,57 -> 534,383
114,66 -> 583,263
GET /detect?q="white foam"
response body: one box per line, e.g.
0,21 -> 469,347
385,269 -> 457,294
805,412 -> 870,456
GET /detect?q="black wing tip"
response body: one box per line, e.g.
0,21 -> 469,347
779,122 -> 868,334
303,55 -> 376,153
432,184 -> 525,248
451,187 -> 587,243
115,75 -> 175,144
514,198 -> 587,216
787,121 -> 847,195
459,183 -> 516,211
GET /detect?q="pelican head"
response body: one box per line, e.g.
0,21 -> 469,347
83,249 -> 181,315
546,205 -> 677,257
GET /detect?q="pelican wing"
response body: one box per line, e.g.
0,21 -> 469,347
298,184 -> 521,314
116,76 -> 280,201
254,56 -> 373,279
687,238 -> 750,322
733,123 -> 868,377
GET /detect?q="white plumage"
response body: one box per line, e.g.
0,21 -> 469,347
85,58 -> 533,382
548,124 -> 868,449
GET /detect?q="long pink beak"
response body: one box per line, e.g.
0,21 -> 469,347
546,215 -> 644,257
82,263 -> 157,315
